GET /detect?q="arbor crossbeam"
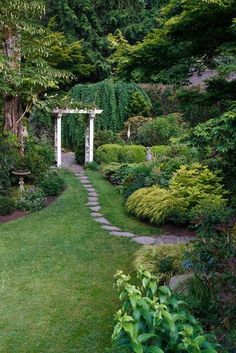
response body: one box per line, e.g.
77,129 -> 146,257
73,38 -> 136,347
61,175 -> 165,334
53,108 -> 103,167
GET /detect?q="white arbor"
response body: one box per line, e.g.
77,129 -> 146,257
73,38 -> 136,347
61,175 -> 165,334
53,108 -> 103,167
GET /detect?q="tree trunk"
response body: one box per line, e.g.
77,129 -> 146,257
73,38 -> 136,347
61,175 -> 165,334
3,94 -> 23,136
2,28 -> 23,142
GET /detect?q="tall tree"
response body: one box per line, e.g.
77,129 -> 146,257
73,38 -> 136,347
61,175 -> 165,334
44,0 -> 163,81
0,0 -> 69,144
108,0 -> 236,83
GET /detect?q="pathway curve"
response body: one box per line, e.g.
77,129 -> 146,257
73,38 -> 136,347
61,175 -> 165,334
62,152 -> 193,245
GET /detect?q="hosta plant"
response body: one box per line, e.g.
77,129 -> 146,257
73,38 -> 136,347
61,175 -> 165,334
111,269 -> 218,353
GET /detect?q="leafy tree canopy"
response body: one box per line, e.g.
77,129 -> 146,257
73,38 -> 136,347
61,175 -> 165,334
109,0 -> 236,83
44,0 -> 164,81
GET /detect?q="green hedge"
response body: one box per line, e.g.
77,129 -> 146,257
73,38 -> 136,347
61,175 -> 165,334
122,145 -> 146,163
151,145 -> 170,157
96,144 -> 146,164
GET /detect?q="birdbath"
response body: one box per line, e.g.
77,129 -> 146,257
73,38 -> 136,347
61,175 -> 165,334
12,170 -> 31,192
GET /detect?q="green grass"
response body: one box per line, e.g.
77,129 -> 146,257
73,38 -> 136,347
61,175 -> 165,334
86,170 -> 161,236
0,172 -> 138,353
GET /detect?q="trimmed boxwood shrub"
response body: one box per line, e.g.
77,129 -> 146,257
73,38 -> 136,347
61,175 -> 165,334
121,145 -> 146,163
96,144 -> 146,164
0,196 -> 15,216
96,144 -> 122,164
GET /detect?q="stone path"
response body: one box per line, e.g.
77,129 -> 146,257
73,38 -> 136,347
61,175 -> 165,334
62,152 -> 194,245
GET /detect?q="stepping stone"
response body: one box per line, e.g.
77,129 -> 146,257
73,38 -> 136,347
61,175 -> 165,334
133,236 -> 156,245
94,217 -> 110,225
78,175 -> 89,180
90,212 -> 103,218
80,180 -> 91,185
86,187 -> 96,192
101,225 -> 121,231
153,236 -> 192,245
89,205 -> 101,212
88,192 -> 98,197
86,201 -> 99,206
110,231 -> 135,237
88,196 -> 98,202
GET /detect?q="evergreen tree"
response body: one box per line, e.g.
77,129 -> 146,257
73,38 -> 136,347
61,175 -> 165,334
44,0 -> 162,81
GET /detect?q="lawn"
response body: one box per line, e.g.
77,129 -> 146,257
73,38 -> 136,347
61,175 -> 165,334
86,170 -> 161,236
0,172 -> 138,353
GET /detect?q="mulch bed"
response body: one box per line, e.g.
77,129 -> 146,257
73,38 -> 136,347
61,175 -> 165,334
0,196 -> 57,224
160,224 -> 196,238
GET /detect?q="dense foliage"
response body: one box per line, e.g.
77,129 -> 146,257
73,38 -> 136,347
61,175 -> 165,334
96,144 -> 146,165
126,164 -> 227,225
44,0 -> 163,81
111,269 -> 218,353
109,0 -> 236,84
133,244 -> 187,282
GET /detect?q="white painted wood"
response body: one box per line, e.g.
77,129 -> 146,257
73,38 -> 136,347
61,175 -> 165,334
57,114 -> 62,167
85,118 -> 90,163
54,118 -> 57,156
53,108 -> 103,115
52,107 -> 103,166
89,113 -> 95,162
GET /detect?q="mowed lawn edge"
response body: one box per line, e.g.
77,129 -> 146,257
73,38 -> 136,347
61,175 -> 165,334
0,172 -> 138,353
86,170 -> 161,236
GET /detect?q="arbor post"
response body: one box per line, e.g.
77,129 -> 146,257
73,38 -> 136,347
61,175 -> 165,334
85,113 -> 95,163
89,113 -> 95,162
56,114 -> 62,167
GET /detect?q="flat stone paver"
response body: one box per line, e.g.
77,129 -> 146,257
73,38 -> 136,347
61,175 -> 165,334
94,217 -> 110,225
62,152 -> 195,246
101,225 -> 121,231
80,180 -> 92,185
88,192 -> 98,197
83,186 -> 96,191
88,196 -> 98,202
133,236 -> 156,245
87,201 -> 99,206
110,231 -> 135,237
89,205 -> 101,212
90,212 -> 103,218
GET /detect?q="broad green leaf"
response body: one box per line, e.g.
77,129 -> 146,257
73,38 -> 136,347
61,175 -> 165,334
138,333 -> 157,342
